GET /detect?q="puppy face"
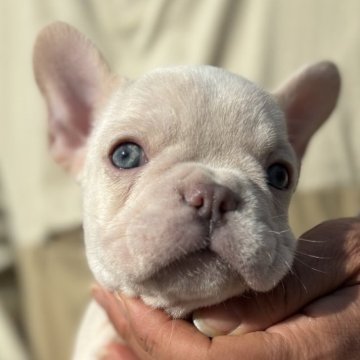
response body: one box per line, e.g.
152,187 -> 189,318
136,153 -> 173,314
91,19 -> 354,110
83,67 -> 297,316
33,23 -> 340,317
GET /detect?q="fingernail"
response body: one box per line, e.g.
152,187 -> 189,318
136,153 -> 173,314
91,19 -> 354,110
113,291 -> 128,317
92,286 -> 128,319
193,304 -> 242,337
114,291 -> 125,305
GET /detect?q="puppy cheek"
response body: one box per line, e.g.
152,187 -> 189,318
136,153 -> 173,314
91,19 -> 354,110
211,213 -> 295,292
118,203 -> 207,278
253,232 -> 297,291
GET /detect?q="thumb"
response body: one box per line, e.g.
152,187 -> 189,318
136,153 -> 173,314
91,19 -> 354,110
193,283 -> 295,337
193,218 -> 359,337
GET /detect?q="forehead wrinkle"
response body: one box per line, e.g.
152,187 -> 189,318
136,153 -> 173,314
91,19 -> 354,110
99,85 -> 182,151
95,65 -> 290,165
105,73 -> 214,154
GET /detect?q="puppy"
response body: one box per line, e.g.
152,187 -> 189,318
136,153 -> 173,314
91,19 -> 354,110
33,22 -> 340,359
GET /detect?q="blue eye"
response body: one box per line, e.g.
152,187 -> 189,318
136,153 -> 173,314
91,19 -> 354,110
267,164 -> 290,190
111,142 -> 145,169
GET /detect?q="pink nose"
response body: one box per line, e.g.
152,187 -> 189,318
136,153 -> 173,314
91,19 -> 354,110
183,183 -> 239,221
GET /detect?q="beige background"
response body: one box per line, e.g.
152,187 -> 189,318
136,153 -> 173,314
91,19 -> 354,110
0,1 -> 359,359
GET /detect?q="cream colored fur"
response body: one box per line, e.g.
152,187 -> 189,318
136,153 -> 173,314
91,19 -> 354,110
33,22 -> 340,359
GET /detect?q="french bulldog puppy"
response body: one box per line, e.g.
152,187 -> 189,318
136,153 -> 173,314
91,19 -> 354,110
33,22 -> 340,359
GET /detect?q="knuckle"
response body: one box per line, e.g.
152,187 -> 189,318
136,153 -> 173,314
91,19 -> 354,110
135,327 -> 168,359
139,334 -> 158,357
267,332 -> 295,360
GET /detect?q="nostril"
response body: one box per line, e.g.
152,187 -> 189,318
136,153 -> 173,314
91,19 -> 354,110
219,200 -> 230,213
184,187 -> 213,220
186,190 -> 206,209
183,183 -> 239,220
219,193 -> 238,213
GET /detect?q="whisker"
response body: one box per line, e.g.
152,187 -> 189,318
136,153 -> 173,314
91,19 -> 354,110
297,237 -> 326,244
276,254 -> 309,294
295,250 -> 332,260
270,214 -> 288,220
293,255 -> 327,274
289,269 -> 309,294
268,229 -> 291,235
165,319 -> 176,353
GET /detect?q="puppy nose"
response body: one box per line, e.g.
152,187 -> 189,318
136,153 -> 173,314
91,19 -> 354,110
184,183 -> 239,221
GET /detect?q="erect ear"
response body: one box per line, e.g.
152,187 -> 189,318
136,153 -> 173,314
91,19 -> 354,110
273,61 -> 341,159
33,22 -> 111,176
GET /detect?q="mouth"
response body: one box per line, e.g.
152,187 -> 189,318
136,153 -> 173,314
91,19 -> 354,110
135,248 -> 248,317
132,217 -> 233,284
158,248 -> 220,273
138,247 -> 244,294
136,248 -> 214,281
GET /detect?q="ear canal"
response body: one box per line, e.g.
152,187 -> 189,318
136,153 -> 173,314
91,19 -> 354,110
33,21 -> 111,175
273,61 -> 341,159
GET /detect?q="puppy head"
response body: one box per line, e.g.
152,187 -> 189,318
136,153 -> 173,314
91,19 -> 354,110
34,22 -> 340,317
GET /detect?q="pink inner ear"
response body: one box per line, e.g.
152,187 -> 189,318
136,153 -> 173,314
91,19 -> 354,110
274,61 -> 341,159
47,81 -> 95,145
33,22 -> 111,174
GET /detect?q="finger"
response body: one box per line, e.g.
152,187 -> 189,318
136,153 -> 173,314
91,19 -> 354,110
274,284 -> 360,359
117,294 -> 211,360
194,217 -> 360,336
208,284 -> 360,359
101,342 -> 140,360
92,285 -> 130,337
93,217 -> 360,359
93,287 -> 150,359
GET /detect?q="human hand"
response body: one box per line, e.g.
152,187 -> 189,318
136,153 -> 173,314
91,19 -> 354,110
93,217 -> 360,359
